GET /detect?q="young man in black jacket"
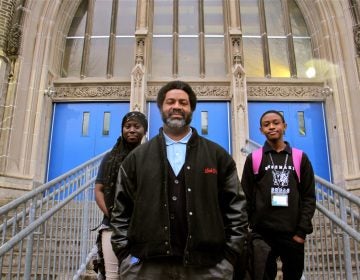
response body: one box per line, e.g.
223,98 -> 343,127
241,110 -> 316,280
110,80 -> 248,279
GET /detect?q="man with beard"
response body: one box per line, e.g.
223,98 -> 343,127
110,80 -> 248,280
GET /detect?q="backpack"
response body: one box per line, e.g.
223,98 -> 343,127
251,147 -> 303,182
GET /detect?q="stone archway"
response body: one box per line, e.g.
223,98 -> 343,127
0,0 -> 83,196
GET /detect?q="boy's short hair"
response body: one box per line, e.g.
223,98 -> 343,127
259,110 -> 285,126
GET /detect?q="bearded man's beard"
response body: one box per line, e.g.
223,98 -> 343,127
162,110 -> 192,128
166,118 -> 186,128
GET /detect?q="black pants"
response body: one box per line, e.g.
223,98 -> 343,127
119,255 -> 234,280
249,231 -> 304,280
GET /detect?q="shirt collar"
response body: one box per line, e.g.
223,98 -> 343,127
263,140 -> 292,154
164,129 -> 192,146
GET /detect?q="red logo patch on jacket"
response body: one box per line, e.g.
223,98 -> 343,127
204,167 -> 217,175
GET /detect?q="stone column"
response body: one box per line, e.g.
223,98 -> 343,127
229,34 -> 248,174
0,0 -> 20,177
130,0 -> 148,113
130,35 -> 147,113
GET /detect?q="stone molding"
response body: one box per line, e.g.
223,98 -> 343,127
247,84 -> 332,100
53,84 -> 131,100
5,22 -> 21,57
353,24 -> 360,56
146,84 -> 231,100
0,0 -> 16,50
52,82 -> 332,101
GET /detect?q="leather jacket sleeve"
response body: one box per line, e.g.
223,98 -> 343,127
296,153 -> 316,238
221,164 -> 249,259
110,164 -> 133,261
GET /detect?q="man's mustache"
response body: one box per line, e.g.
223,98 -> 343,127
169,109 -> 185,117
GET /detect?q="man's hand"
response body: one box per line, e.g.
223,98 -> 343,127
293,235 -> 305,244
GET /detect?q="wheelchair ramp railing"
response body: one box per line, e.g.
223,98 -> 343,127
243,139 -> 360,280
0,151 -> 106,280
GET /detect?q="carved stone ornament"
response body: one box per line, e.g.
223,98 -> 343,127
146,85 -> 162,98
132,64 -> 144,86
233,64 -> 245,89
54,85 -> 131,99
247,85 -> 332,99
135,38 -> 145,65
193,85 -> 230,97
5,23 -> 22,57
231,37 -> 242,66
354,25 -> 360,55
146,85 -> 230,99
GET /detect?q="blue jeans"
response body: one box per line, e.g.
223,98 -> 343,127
119,255 -> 234,280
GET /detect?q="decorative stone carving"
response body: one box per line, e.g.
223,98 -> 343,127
146,86 -> 162,98
231,37 -> 242,66
354,25 -> 360,55
146,85 -> 230,99
53,84 -> 330,101
193,85 -> 230,97
54,85 -> 131,99
248,85 -> 332,99
131,63 -> 145,111
5,23 -> 21,57
135,38 -> 145,65
132,64 -> 144,87
232,64 -> 246,112
132,104 -> 141,111
233,64 -> 244,89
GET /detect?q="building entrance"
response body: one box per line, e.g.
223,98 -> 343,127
48,101 -> 231,181
47,101 -> 329,182
47,102 -> 130,181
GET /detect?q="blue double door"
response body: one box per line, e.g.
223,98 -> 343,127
47,101 -> 231,181
47,101 -> 330,182
47,102 -> 130,180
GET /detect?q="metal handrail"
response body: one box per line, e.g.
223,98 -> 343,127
0,151 -> 107,279
0,151 -> 107,218
0,141 -> 359,279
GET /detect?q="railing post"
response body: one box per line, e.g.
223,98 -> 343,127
24,199 -> 36,279
339,197 -> 352,280
80,168 -> 91,265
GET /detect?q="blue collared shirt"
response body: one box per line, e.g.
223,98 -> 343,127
164,129 -> 192,176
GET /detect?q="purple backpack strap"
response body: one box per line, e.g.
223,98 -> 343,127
252,146 -> 303,182
251,147 -> 263,175
292,147 -> 303,182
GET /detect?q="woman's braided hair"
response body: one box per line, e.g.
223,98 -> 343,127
102,136 -> 130,190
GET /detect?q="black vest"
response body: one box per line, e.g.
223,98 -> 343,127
167,162 -> 188,256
